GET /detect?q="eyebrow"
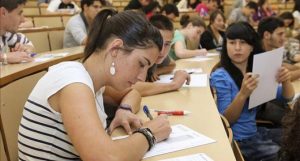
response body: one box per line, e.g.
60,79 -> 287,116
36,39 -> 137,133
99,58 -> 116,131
143,57 -> 151,66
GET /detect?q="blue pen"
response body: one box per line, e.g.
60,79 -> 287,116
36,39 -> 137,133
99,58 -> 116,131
143,105 -> 153,120
30,53 -> 37,57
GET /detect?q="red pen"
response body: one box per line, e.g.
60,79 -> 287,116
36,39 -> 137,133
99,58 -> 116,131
157,110 -> 191,116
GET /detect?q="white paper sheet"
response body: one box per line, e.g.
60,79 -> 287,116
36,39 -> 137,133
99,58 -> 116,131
155,74 -> 207,87
185,57 -> 213,62
34,52 -> 69,62
159,153 -> 214,161
112,124 -> 216,159
249,47 -> 284,109
172,68 -> 203,74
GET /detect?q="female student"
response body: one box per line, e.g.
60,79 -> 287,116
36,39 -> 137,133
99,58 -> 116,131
210,22 -> 294,161
279,98 -> 300,161
169,14 -> 207,60
200,10 -> 226,50
18,9 -> 171,160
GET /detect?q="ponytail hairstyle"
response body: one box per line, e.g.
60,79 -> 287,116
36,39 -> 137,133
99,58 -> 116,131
220,22 -> 263,89
179,14 -> 206,29
83,9 -> 163,62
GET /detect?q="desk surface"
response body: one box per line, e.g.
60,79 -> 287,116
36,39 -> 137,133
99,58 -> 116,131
136,55 -> 236,161
0,46 -> 84,88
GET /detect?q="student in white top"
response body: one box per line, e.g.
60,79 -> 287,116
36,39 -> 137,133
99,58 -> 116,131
47,0 -> 80,14
18,9 -> 171,160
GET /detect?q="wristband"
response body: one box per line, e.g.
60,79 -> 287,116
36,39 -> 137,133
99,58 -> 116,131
118,104 -> 132,113
133,128 -> 156,151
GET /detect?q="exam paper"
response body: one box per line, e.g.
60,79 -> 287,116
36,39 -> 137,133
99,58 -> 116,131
249,47 -> 284,109
34,52 -> 69,62
112,124 -> 216,159
185,57 -> 213,62
155,74 -> 207,87
173,68 -> 203,74
159,153 -> 214,161
144,124 -> 215,158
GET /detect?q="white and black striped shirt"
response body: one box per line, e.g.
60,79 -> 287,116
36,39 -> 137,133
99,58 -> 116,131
0,32 -> 33,53
18,62 -> 107,160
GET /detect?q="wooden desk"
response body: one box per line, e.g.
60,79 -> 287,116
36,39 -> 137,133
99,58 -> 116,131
0,46 -> 84,88
0,46 -> 84,161
128,55 -> 236,160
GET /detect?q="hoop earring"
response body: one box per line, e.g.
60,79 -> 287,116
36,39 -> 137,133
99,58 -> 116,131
110,62 -> 116,75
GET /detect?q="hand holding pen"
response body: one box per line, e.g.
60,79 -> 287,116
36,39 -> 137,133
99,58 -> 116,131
142,105 -> 171,142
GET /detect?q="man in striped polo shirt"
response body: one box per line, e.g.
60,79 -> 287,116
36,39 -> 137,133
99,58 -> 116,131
0,0 -> 34,64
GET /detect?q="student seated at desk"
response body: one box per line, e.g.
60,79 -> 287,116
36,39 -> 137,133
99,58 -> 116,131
63,0 -> 105,48
18,9 -> 171,160
210,22 -> 294,161
47,0 -> 81,14
133,15 -> 190,96
195,0 -> 218,19
200,10 -> 226,50
169,14 -> 207,60
0,0 -> 34,64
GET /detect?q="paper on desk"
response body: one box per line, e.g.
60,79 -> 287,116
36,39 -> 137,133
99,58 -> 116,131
112,124 -> 216,159
249,47 -> 284,109
34,52 -> 69,62
159,153 -> 214,161
172,68 -> 203,74
185,57 -> 213,62
155,74 -> 207,87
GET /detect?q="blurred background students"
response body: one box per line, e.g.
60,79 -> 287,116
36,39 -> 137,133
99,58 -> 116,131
47,0 -> 81,14
200,10 -> 226,50
169,15 -> 207,60
64,0 -> 105,48
161,3 -> 179,21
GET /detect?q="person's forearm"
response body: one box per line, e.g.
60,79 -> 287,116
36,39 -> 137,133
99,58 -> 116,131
223,92 -> 247,124
282,81 -> 295,100
120,89 -> 141,113
175,49 -> 199,59
133,82 -> 177,97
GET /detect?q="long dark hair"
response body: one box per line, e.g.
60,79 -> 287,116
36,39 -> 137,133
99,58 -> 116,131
83,9 -> 163,62
280,98 -> 300,161
220,22 -> 262,88
294,0 -> 300,12
208,10 -> 225,44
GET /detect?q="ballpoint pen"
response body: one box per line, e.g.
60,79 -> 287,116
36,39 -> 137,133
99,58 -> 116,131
170,72 -> 194,80
143,105 -> 153,120
30,53 -> 37,57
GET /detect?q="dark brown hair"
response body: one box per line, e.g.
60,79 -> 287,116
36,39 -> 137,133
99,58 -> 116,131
83,9 -> 163,62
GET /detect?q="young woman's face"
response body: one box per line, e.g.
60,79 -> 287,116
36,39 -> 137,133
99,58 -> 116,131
188,26 -> 205,41
227,39 -> 253,65
156,30 -> 173,64
111,47 -> 160,90
212,14 -> 225,31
